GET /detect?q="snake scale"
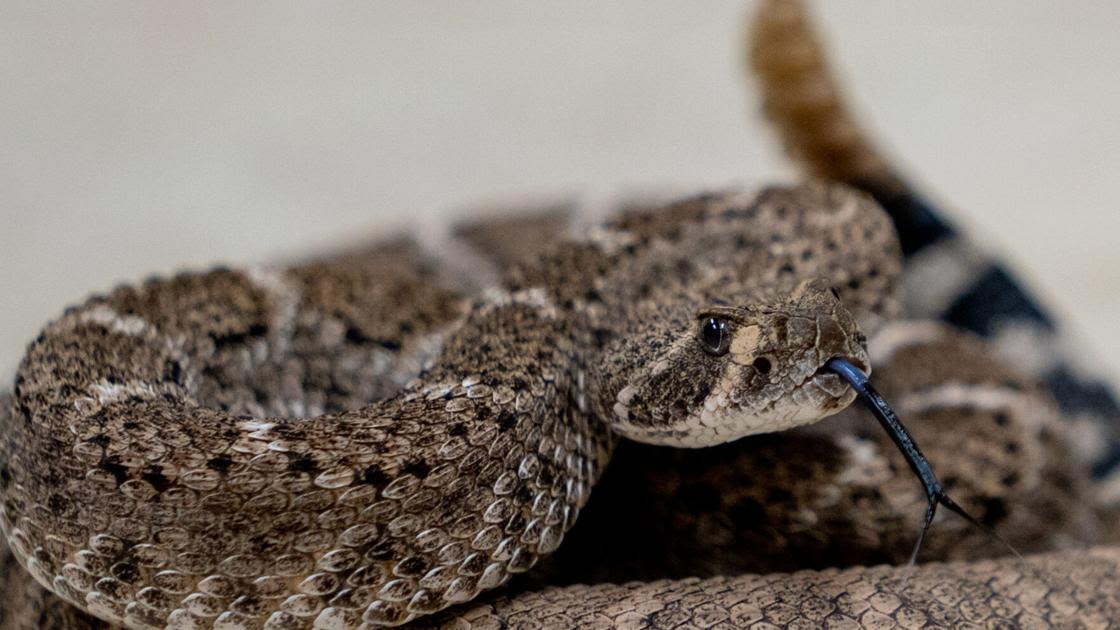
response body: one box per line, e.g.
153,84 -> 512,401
3,1 -> 1120,628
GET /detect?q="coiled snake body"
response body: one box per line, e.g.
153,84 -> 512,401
2,1 -> 1119,628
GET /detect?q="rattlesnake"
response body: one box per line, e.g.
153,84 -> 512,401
2,1 -> 1119,628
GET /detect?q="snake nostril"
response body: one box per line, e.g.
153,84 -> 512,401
753,357 -> 772,374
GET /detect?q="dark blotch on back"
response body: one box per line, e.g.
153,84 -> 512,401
289,455 -> 319,474
210,323 -> 269,350
979,496 -> 1008,526
47,493 -> 69,515
165,360 -> 184,385
99,457 -> 130,485
497,411 -> 518,432
362,465 -> 390,486
207,455 -> 234,472
141,466 -> 173,493
402,460 -> 431,480
87,434 -> 111,448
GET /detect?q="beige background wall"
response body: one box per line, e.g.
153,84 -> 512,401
1,2 -> 1118,383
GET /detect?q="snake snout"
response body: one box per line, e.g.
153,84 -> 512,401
811,355 -> 867,399
804,313 -> 868,408
824,353 -> 869,375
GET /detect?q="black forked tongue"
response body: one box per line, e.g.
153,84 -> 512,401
825,358 -> 1023,566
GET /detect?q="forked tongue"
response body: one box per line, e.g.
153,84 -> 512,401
825,358 -> 1023,566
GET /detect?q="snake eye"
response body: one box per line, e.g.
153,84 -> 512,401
698,317 -> 731,356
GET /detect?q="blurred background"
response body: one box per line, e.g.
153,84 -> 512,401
1,1 -> 1118,381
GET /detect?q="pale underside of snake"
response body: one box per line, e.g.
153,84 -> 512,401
3,1 -> 1120,628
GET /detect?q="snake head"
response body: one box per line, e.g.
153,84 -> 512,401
596,278 -> 869,447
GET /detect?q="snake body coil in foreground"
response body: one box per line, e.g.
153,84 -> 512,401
2,0 -> 1119,628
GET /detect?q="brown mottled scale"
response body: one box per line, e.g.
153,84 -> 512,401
5,182 -> 1113,628
522,324 -> 1095,588
417,547 -> 1120,629
3,0 -> 1119,628
750,0 -> 907,201
1,183 -> 898,628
